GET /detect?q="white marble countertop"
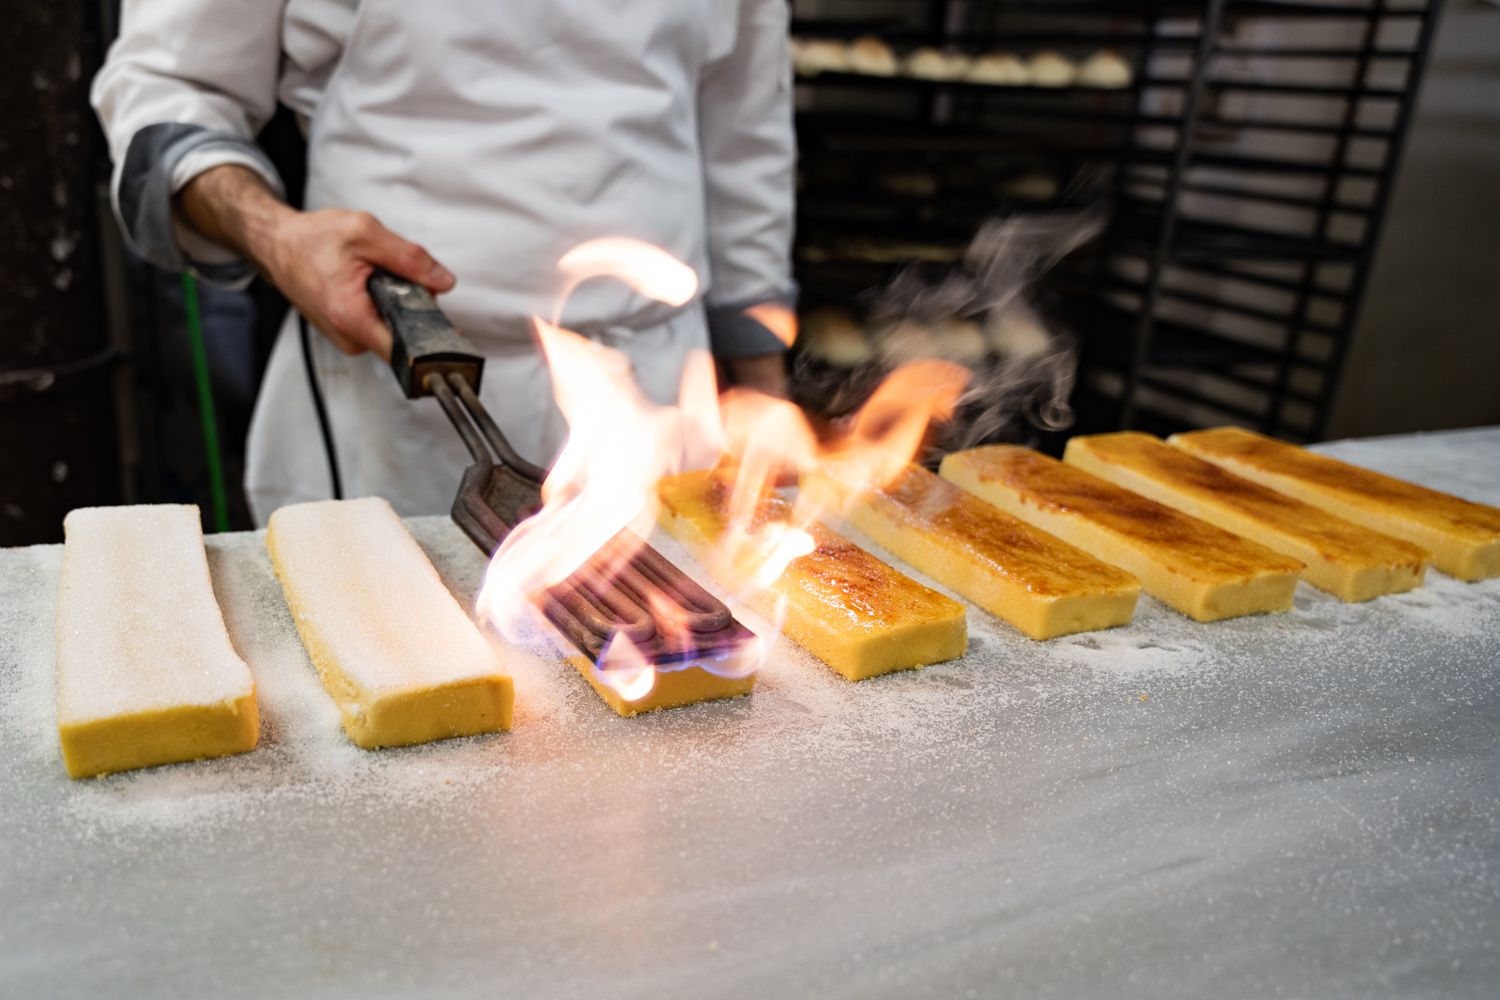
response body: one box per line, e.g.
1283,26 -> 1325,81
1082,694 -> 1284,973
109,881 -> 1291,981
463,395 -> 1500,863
2,427 -> 1498,999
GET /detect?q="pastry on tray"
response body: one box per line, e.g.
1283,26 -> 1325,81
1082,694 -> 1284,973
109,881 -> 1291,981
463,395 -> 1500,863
967,52 -> 1030,86
846,35 -> 899,77
1027,51 -> 1077,87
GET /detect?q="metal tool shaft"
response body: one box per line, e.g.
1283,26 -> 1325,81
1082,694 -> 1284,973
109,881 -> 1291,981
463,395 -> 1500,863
427,371 -> 738,655
375,269 -> 749,668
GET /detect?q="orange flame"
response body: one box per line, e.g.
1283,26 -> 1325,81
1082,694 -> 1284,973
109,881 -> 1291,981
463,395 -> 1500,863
476,318 -> 718,626
476,238 -> 968,705
705,358 -> 969,604
819,358 -> 970,495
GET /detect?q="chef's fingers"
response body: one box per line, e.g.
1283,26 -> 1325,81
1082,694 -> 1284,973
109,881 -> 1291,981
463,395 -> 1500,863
349,213 -> 456,292
321,326 -> 363,356
338,297 -> 395,362
315,287 -> 393,361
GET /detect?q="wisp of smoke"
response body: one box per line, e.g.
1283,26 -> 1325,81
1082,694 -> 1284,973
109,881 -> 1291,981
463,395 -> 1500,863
794,209 -> 1105,456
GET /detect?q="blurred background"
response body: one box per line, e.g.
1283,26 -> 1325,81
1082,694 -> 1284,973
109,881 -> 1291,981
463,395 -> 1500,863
3,0 -> 1497,545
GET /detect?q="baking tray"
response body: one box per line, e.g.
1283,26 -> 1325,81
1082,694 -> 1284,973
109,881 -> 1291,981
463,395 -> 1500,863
3,428 -> 1498,999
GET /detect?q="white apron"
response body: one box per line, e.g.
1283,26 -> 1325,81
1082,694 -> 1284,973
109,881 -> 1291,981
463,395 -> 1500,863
244,1 -> 735,522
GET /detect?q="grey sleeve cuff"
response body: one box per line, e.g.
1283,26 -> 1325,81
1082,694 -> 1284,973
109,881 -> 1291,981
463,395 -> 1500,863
116,122 -> 284,286
705,288 -> 799,359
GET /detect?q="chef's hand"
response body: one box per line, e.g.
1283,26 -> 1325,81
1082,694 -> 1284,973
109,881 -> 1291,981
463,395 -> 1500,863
174,164 -> 455,359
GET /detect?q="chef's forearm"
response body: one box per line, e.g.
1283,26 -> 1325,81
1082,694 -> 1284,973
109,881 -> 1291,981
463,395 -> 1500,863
173,165 -> 454,358
174,164 -> 296,278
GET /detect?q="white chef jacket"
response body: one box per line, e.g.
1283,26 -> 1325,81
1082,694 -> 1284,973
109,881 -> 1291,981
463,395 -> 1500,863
92,0 -> 796,522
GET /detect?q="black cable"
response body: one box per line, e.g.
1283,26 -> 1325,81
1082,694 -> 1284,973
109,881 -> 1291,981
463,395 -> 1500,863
298,314 -> 343,499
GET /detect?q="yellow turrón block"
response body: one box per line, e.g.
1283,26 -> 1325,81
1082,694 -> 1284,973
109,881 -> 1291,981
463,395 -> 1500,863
808,464 -> 1139,639
1171,426 -> 1500,582
567,654 -> 757,717
940,446 -> 1303,622
266,498 -> 513,749
1066,432 -> 1427,602
658,470 -> 967,681
55,505 -> 259,779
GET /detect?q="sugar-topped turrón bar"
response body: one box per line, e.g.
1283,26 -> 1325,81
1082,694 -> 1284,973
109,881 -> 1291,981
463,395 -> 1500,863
940,447 -> 1303,622
1172,427 -> 1500,582
808,464 -> 1140,640
658,470 -> 967,681
566,651 -> 757,719
55,505 -> 259,779
1066,432 -> 1428,602
266,498 -> 513,748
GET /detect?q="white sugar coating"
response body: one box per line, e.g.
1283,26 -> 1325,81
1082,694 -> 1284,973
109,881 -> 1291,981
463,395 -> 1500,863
55,505 -> 254,725
266,497 -> 507,697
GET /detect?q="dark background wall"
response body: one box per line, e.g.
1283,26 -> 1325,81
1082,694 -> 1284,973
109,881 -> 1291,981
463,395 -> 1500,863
0,4 -> 121,546
1329,0 -> 1500,438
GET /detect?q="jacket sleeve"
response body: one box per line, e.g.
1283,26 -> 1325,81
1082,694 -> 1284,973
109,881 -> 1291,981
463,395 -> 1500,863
697,0 -> 799,359
91,0 -> 287,287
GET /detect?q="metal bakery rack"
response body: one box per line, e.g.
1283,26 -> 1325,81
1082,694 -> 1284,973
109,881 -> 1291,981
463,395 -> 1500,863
789,0 -> 1445,443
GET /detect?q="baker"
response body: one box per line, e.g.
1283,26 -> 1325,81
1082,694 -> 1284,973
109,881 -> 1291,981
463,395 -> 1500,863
92,0 -> 796,522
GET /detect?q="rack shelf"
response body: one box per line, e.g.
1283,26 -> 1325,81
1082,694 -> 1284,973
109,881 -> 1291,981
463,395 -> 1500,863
789,0 -> 1444,443
1111,205 -> 1363,262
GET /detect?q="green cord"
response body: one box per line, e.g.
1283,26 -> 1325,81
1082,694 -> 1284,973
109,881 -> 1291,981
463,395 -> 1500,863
181,272 -> 231,532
